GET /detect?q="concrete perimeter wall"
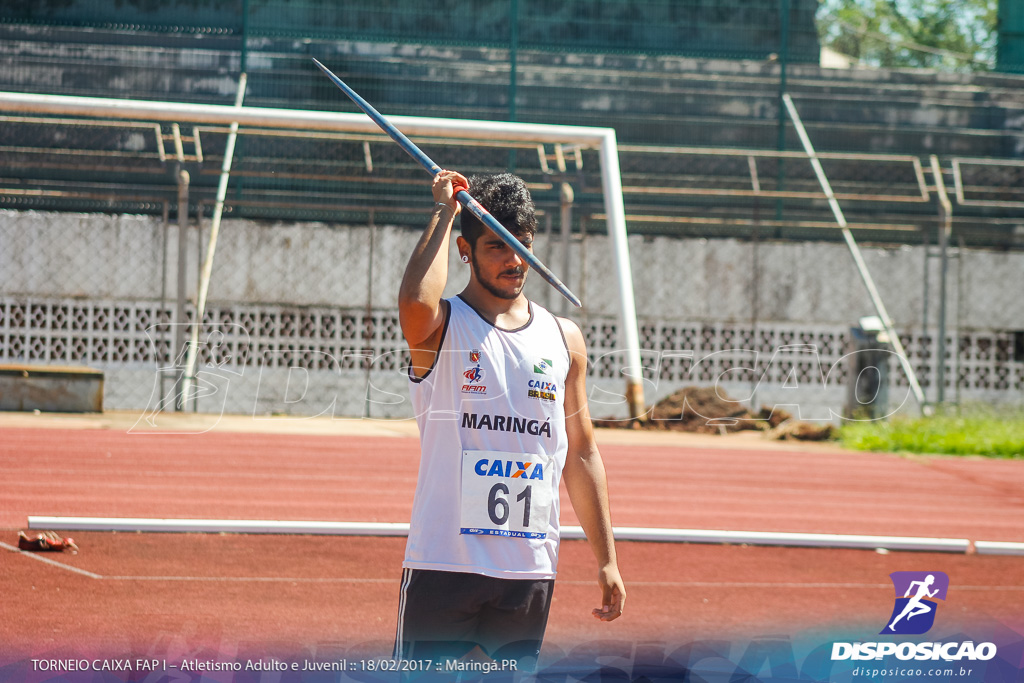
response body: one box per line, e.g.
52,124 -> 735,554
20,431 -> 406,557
2,210 -> 1022,419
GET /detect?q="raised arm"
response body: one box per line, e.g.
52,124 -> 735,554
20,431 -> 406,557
398,171 -> 466,369
558,317 -> 626,622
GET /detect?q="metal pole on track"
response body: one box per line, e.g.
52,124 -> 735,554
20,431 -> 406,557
782,93 -> 927,413
181,74 -> 247,410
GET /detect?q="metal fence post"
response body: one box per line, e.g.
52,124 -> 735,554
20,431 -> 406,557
507,0 -> 520,172
174,168 -> 190,411
930,155 -> 953,405
774,0 -> 791,229
364,209 -> 377,419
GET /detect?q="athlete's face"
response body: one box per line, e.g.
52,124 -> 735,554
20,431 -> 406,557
469,229 -> 532,300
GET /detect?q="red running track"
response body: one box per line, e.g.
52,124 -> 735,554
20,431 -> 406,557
1,424 -> 1023,671
2,427 -> 1024,542
3,534 -> 1023,659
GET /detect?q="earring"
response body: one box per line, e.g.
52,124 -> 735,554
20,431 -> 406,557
461,255 -> 469,263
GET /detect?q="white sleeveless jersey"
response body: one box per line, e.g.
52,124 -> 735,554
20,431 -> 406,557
404,295 -> 571,579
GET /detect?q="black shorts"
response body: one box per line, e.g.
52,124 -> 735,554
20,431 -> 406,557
393,568 -> 554,670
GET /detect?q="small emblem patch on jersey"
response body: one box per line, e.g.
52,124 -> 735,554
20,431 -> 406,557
527,378 -> 558,401
533,357 -> 554,375
461,364 -> 487,394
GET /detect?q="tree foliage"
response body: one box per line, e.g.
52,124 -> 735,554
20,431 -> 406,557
817,0 -> 998,71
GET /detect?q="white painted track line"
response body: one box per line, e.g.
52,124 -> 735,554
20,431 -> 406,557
28,516 -> 976,553
0,540 -> 103,578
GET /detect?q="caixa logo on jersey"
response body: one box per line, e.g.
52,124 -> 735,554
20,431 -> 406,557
473,458 -> 545,481
528,379 -> 558,402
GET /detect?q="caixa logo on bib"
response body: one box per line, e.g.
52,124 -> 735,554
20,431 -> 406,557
883,571 -> 949,635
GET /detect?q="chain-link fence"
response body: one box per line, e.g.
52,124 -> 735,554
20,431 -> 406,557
3,0 -> 1024,232
2,0 -> 1024,419
1,0 -> 821,66
2,114 -> 1024,417
2,2 -> 1022,143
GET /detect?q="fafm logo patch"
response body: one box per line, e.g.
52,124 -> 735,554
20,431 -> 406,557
882,571 -> 949,635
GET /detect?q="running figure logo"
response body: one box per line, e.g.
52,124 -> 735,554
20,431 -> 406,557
882,571 -> 949,635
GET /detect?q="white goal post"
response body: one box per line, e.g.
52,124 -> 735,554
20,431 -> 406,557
0,90 -> 647,419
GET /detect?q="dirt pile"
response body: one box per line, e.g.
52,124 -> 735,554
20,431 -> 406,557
592,386 -> 834,441
647,386 -> 758,433
764,419 -> 834,441
592,386 -> 758,434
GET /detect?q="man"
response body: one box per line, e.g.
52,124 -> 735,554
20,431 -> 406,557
395,170 -> 625,670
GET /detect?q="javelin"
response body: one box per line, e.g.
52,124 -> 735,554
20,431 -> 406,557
312,58 -> 582,308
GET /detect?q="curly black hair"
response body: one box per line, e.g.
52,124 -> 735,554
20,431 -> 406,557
460,173 -> 537,247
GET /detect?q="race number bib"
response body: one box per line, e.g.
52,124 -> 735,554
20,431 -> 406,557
460,450 -> 554,539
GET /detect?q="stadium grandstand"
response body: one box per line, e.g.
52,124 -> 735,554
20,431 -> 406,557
1,0 -> 1022,419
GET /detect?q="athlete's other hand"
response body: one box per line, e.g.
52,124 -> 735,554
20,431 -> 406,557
432,170 -> 468,215
592,564 -> 625,621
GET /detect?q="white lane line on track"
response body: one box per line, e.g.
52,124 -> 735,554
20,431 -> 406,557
0,541 -> 104,579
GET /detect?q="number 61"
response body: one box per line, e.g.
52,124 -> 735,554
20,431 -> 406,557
487,483 -> 532,527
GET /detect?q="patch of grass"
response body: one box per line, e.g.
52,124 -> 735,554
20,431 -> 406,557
838,406 -> 1024,458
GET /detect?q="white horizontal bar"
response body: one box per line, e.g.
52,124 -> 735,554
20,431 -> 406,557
0,91 -> 609,146
28,516 -> 411,536
606,526 -> 969,553
974,541 -> 1024,556
30,517 -> 969,552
